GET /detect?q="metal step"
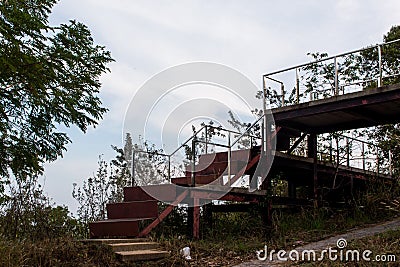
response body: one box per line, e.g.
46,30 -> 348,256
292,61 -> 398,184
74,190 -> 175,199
171,174 -> 222,185
89,219 -> 140,238
107,200 -> 158,219
123,184 -> 176,202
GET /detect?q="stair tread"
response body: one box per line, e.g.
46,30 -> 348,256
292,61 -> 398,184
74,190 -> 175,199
110,241 -> 159,246
110,200 -> 158,203
90,217 -> 156,223
117,249 -> 169,255
82,238 -> 149,244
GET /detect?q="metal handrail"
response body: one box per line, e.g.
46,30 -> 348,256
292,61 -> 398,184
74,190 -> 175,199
263,39 -> 400,77
132,114 -> 266,186
231,114 -> 263,147
169,125 -> 206,156
263,39 -> 400,107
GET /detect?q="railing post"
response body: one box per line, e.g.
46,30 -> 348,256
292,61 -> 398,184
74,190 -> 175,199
376,147 -> 379,175
131,149 -> 135,186
346,137 -> 350,167
378,45 -> 382,87
362,143 -> 365,171
295,68 -> 300,104
334,56 -> 339,96
261,120 -> 265,156
168,155 -> 171,182
228,132 -> 231,186
205,125 -> 208,154
389,150 -> 393,176
281,83 -> 285,107
336,137 -> 340,165
262,77 -> 268,156
191,138 -> 196,186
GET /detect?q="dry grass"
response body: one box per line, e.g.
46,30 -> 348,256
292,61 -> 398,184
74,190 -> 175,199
0,237 -> 125,267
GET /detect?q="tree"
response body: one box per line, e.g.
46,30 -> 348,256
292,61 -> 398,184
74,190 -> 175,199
72,133 -> 139,223
0,175 -> 84,240
72,134 -> 177,222
370,26 -> 400,176
0,0 -> 113,182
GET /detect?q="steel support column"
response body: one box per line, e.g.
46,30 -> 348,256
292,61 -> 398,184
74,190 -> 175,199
308,133 -> 318,208
193,198 -> 200,239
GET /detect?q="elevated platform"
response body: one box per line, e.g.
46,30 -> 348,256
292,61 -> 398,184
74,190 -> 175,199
273,83 -> 400,133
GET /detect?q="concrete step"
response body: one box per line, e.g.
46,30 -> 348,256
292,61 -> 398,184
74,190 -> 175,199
116,249 -> 169,261
109,241 -> 160,252
82,238 -> 169,262
82,238 -> 149,244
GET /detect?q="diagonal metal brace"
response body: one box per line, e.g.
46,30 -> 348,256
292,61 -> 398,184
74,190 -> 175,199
138,189 -> 188,237
287,132 -> 307,155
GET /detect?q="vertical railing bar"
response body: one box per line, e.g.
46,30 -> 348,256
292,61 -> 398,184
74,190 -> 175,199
296,68 -> 300,104
191,138 -> 196,186
336,137 -> 339,165
362,143 -> 365,171
131,149 -> 135,186
168,155 -> 171,182
346,137 -> 350,167
376,146 -> 379,175
228,132 -> 231,186
389,150 -> 393,176
281,83 -> 285,107
329,136 -> 333,163
261,120 -> 265,156
262,77 -> 267,155
205,125 -> 208,154
334,56 -> 339,96
378,45 -> 382,87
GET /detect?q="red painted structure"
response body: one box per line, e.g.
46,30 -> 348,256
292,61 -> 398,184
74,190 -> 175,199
90,85 -> 400,239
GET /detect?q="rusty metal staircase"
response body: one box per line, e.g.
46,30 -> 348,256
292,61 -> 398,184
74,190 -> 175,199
89,39 -> 400,243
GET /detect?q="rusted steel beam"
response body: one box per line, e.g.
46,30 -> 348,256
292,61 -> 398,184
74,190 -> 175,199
220,194 -> 260,203
191,190 -> 222,200
138,190 -> 188,237
210,203 -> 257,212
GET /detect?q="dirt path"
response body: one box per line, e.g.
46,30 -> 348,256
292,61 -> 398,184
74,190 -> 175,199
234,217 -> 400,267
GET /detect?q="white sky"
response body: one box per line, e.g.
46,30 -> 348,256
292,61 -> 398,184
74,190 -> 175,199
43,0 -> 400,214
